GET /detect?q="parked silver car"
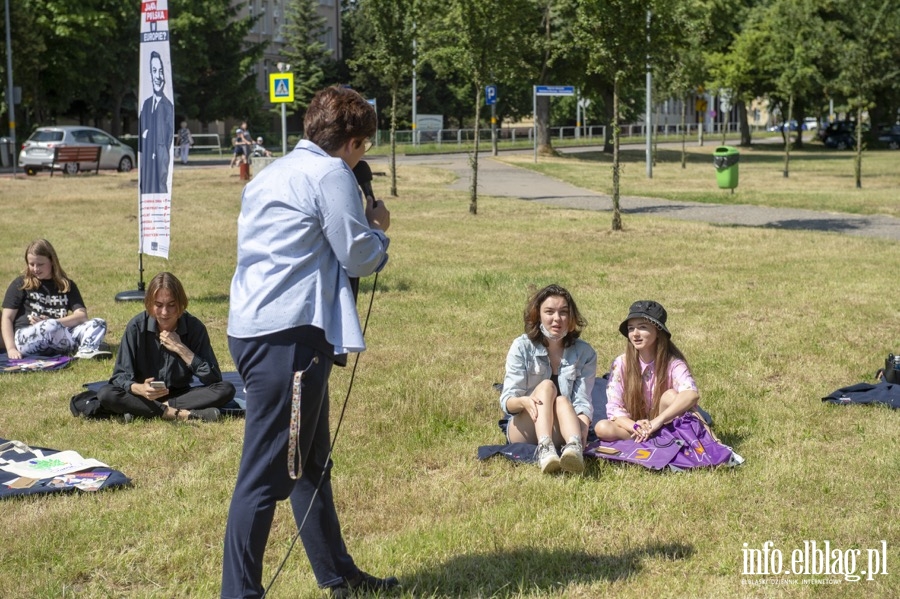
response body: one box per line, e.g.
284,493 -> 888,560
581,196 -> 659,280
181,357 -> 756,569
18,126 -> 136,175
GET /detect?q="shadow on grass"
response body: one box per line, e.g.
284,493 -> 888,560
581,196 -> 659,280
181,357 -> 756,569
714,216 -> 875,235
715,430 -> 746,451
405,544 -> 694,596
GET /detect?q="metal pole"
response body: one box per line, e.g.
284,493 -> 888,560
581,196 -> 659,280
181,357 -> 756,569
412,35 -> 417,146
4,0 -> 17,177
277,62 -> 290,155
491,100 -> 497,156
533,86 -> 537,163
576,89 -> 580,140
645,9 -> 652,179
281,103 -> 287,155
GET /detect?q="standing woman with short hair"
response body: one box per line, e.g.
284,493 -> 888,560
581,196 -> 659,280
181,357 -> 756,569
1,239 -> 109,360
222,86 -> 395,598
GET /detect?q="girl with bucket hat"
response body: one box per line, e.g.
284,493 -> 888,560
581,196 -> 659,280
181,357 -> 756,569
594,300 -> 700,443
499,284 -> 597,474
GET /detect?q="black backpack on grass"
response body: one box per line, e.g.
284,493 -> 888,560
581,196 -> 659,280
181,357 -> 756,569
69,390 -> 114,419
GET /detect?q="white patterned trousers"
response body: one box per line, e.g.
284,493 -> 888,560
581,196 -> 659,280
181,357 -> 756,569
14,318 -> 107,356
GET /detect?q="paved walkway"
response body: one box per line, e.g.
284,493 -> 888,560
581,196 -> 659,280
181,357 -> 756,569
369,148 -> 900,241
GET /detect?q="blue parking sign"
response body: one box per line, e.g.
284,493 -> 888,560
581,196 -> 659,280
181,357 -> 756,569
485,85 -> 497,106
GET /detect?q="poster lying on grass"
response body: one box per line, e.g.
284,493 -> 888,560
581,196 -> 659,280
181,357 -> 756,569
137,1 -> 174,259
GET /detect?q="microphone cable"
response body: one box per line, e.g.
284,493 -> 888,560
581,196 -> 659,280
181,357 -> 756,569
262,271 -> 379,598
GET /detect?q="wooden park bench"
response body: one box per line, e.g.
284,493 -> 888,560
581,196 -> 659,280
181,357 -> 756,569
50,145 -> 102,176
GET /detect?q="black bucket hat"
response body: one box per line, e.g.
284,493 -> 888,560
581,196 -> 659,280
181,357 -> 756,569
619,300 -> 670,337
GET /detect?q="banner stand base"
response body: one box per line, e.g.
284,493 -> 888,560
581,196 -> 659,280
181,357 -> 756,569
115,289 -> 145,302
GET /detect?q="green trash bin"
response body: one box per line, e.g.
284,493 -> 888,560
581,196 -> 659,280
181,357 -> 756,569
713,146 -> 740,190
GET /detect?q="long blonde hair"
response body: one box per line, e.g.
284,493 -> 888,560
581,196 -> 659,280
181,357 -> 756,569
20,239 -> 70,292
622,318 -> 688,420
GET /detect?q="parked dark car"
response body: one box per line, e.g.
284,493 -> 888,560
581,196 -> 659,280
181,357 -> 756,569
820,120 -> 868,149
877,124 -> 900,149
817,120 -> 853,141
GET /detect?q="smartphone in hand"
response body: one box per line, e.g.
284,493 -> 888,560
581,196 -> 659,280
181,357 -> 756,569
150,381 -> 166,389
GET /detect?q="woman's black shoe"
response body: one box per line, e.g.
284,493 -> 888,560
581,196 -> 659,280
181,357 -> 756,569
329,570 -> 399,597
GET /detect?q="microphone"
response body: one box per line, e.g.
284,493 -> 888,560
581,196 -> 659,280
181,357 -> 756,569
352,160 -> 375,201
348,161 -> 376,306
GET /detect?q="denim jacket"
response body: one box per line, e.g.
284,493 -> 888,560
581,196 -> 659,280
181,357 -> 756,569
499,334 -> 597,421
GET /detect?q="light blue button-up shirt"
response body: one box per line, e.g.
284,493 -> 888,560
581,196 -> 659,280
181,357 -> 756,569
227,140 -> 389,355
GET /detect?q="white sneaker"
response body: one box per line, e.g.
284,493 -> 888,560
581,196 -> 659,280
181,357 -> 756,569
74,348 -> 112,360
536,436 -> 561,474
559,435 -> 585,474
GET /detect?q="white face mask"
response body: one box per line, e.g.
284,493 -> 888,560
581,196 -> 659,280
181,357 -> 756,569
540,323 -> 563,341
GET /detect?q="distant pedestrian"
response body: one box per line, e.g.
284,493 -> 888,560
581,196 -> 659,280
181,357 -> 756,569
177,121 -> 194,165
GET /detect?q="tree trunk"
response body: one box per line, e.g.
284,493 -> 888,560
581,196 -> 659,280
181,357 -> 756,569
611,77 -> 622,231
738,100 -> 751,147
390,83 -> 398,197
602,88 -> 614,153
854,105 -> 863,189
783,94 -> 793,178
536,95 -> 552,155
681,96 -> 687,169
470,87 -> 481,215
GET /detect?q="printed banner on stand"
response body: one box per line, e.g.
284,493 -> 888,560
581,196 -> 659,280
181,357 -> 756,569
138,1 -> 174,259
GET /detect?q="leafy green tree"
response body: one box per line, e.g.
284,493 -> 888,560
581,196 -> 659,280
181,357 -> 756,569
169,0 -> 265,129
738,0 -> 828,175
700,0 -> 762,147
4,0 -> 263,136
574,0 -> 691,230
280,0 -> 333,114
349,0 -> 417,197
529,0 -> 578,155
424,0 -> 534,214
833,0 -> 900,188
0,0 -> 46,135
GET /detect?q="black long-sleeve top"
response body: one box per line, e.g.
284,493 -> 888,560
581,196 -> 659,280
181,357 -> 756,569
108,311 -> 223,392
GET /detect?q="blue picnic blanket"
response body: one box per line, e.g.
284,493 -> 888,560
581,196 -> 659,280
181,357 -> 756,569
0,438 -> 131,499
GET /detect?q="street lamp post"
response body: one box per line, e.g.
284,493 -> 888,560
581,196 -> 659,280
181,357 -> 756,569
4,0 -> 17,177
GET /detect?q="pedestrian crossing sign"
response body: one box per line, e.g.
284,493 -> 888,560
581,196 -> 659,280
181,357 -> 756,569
269,73 -> 294,103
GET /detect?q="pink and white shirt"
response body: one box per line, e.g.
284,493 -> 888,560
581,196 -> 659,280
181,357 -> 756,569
605,354 -> 697,420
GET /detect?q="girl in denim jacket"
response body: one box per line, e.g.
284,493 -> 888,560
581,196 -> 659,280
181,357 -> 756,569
499,284 -> 597,474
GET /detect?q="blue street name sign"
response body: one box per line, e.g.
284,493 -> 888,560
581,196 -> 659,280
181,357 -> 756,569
535,85 -> 575,97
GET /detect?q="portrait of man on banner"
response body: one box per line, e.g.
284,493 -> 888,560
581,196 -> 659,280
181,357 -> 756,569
139,50 -> 174,195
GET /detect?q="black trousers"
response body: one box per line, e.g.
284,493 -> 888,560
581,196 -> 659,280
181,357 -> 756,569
97,381 -> 235,418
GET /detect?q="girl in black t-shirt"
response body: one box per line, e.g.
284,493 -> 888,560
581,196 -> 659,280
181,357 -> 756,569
1,239 -> 110,360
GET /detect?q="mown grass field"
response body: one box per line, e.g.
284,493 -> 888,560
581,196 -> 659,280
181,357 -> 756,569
0,155 -> 897,598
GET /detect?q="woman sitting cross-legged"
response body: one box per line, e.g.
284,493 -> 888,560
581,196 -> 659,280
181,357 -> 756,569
499,284 -> 597,474
1,239 -> 110,360
594,300 -> 700,443
98,272 -> 235,422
